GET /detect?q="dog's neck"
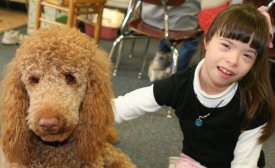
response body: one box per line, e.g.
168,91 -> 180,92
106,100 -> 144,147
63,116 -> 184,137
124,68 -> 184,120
41,139 -> 73,147
34,135 -> 73,148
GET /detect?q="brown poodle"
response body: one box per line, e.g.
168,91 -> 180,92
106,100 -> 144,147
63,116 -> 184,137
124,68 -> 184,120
0,26 -> 136,168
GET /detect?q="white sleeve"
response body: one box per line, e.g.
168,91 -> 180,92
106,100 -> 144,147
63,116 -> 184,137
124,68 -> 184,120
231,124 -> 265,168
113,85 -> 162,123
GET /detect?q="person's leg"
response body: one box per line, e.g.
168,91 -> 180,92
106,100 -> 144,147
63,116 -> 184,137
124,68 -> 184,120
177,37 -> 199,71
257,150 -> 265,168
158,39 -> 171,53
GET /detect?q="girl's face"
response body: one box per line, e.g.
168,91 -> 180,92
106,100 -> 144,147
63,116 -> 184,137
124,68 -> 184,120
200,33 -> 257,94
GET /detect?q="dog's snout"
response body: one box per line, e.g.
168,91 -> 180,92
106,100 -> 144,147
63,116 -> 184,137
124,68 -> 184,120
39,117 -> 60,134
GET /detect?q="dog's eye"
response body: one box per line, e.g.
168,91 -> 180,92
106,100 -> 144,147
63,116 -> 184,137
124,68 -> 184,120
65,74 -> 76,85
29,76 -> 40,85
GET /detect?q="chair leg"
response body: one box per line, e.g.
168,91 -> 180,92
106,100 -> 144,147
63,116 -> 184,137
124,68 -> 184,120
109,35 -> 124,60
166,47 -> 179,119
109,35 -> 124,76
138,38 -> 150,79
67,0 -> 75,27
129,39 -> 136,58
94,5 -> 104,44
171,46 -> 179,74
166,107 -> 173,118
166,46 -> 179,118
35,0 -> 43,30
270,57 -> 275,64
113,39 -> 125,76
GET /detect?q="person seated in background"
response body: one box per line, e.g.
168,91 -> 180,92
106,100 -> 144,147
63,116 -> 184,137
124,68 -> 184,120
141,0 -> 201,73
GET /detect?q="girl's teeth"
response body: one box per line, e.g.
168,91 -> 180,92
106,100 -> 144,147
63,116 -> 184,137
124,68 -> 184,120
218,67 -> 234,75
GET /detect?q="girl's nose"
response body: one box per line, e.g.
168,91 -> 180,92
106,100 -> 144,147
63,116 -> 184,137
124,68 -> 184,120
226,52 -> 239,66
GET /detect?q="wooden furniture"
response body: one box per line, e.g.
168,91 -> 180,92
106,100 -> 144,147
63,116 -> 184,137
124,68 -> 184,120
108,0 -> 202,77
35,0 -> 106,43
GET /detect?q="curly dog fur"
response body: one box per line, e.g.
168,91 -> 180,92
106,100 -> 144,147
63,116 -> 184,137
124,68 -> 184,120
0,26 -> 136,168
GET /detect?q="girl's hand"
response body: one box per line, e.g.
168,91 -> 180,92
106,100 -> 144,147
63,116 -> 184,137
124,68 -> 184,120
174,154 -> 206,168
258,6 -> 274,48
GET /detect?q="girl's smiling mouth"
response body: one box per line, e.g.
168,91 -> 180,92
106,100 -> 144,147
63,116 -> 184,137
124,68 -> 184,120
217,66 -> 235,77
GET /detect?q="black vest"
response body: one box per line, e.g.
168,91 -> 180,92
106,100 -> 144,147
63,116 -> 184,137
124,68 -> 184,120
154,67 -> 267,168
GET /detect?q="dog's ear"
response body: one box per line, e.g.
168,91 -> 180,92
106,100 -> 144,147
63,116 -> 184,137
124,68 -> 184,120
75,47 -> 114,161
0,59 -> 35,165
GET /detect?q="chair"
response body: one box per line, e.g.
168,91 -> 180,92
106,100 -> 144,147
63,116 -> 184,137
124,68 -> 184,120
108,0 -> 203,78
35,0 -> 106,43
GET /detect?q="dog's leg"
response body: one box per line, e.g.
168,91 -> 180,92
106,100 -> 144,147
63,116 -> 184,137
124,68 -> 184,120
102,143 -> 136,168
104,127 -> 119,144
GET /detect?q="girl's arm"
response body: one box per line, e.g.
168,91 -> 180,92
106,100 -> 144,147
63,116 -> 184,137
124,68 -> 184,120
258,6 -> 274,48
231,124 -> 265,168
113,85 -> 162,123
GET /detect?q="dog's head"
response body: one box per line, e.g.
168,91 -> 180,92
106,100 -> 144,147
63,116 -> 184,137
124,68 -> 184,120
150,52 -> 172,70
0,26 -> 114,165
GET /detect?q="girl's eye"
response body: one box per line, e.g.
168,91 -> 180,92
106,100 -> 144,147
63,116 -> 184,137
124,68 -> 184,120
29,76 -> 40,85
65,73 -> 76,85
243,53 -> 255,60
221,43 -> 230,49
244,53 -> 252,58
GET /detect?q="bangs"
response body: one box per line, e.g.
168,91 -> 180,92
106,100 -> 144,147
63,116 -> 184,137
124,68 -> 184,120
206,5 -> 269,55
217,16 -> 267,53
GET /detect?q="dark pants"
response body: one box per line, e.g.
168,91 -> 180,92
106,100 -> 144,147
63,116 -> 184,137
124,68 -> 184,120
258,150 -> 265,168
158,37 -> 199,71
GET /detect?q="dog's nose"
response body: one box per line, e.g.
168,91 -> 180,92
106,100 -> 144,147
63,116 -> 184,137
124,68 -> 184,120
39,117 -> 60,134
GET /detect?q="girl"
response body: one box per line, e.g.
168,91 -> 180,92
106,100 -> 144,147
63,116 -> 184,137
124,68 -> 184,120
114,4 -> 275,168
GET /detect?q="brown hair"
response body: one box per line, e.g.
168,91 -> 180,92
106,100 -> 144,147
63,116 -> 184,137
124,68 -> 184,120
205,4 -> 275,142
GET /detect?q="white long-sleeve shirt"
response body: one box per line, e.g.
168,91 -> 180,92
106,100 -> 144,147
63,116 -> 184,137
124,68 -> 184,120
114,60 -> 265,167
114,86 -> 264,167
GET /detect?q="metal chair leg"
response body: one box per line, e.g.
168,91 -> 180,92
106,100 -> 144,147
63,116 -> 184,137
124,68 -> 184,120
171,46 -> 179,74
138,38 -> 151,79
109,35 -> 124,60
166,107 -> 173,118
129,39 -> 136,58
113,39 -> 125,76
166,46 -> 179,119
270,58 -> 275,64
